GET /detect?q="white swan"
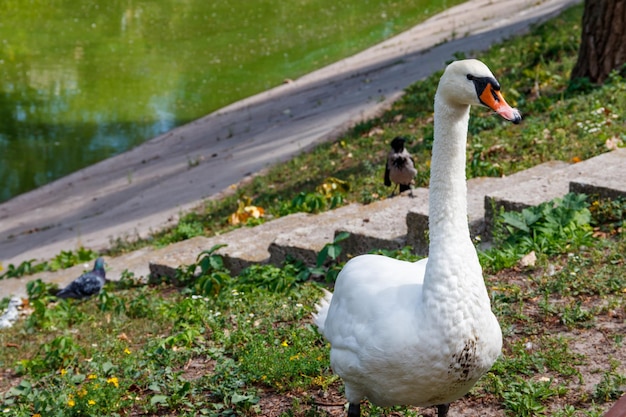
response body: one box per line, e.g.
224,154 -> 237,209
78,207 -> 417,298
313,59 -> 521,417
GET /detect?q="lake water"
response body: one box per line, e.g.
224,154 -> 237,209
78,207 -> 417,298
0,0 -> 458,203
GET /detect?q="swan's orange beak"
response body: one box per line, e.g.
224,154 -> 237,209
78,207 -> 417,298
480,84 -> 522,124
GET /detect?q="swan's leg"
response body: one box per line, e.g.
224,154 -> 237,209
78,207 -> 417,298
347,402 -> 360,417
436,403 -> 450,417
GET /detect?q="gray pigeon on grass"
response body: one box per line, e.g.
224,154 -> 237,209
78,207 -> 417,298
56,257 -> 106,299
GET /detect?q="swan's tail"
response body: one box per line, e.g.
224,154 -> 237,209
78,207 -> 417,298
312,288 -> 333,336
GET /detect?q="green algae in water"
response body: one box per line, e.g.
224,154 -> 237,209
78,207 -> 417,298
0,0 -> 460,202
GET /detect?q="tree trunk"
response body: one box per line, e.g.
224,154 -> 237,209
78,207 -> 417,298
571,0 -> 626,84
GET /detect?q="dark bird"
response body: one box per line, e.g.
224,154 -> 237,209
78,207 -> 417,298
384,136 -> 417,197
57,257 -> 106,299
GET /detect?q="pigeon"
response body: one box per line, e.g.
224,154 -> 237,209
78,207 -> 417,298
384,136 -> 417,196
0,296 -> 23,329
56,257 -> 106,299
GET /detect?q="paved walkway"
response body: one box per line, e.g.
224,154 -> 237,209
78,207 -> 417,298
0,0 -> 579,268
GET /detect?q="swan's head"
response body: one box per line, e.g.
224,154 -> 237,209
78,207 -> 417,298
438,59 -> 521,124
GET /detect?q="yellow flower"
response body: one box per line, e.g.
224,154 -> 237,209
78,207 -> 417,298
68,399 -> 76,407
87,374 -> 97,380
77,388 -> 88,398
88,399 -> 96,406
32,414 -> 42,417
124,348 -> 131,355
106,376 -> 119,388
281,340 -> 289,347
60,369 -> 67,376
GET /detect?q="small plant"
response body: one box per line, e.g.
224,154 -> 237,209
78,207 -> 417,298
559,301 -> 595,328
157,220 -> 205,245
277,178 -> 349,216
593,361 -> 626,403
480,193 -> 594,271
501,378 -> 567,417
176,244 -> 232,296
236,262 -> 307,293
0,248 -> 98,280
500,193 -> 592,253
47,248 -> 99,271
0,259 -> 36,280
26,278 -> 57,301
304,231 -> 350,282
589,194 -> 626,233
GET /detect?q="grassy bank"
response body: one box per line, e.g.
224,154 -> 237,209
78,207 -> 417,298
1,3 -> 625,417
109,3 -> 624,255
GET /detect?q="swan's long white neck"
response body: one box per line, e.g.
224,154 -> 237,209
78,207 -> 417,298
429,97 -> 472,248
422,91 -> 485,307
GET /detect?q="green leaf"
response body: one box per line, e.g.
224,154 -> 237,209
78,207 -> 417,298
231,393 -> 256,404
334,231 -> 350,243
502,212 -> 530,233
150,394 -> 169,405
102,361 -> 115,375
326,244 -> 341,260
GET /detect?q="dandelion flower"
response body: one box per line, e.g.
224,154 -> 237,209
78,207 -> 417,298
88,399 -> 96,406
68,399 -> 76,407
106,376 -> 119,388
281,340 -> 289,347
124,348 -> 131,355
88,374 -> 97,380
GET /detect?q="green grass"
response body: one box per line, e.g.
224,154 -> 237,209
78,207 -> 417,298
1,194 -> 624,416
1,3 -> 626,417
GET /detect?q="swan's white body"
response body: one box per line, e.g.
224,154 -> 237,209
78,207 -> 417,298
314,59 -> 520,413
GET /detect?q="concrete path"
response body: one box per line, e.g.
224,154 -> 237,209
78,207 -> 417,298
0,0 -> 579,269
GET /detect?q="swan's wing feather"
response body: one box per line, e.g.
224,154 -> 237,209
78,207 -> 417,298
324,255 -> 427,347
312,288 -> 333,334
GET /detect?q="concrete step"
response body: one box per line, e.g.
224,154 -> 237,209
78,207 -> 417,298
3,213 -> 310,297
268,203 -> 364,266
484,148 -> 626,229
569,150 -> 626,199
337,189 -> 426,258
149,212 -> 311,279
267,192 -> 421,266
405,161 -> 569,254
4,149 -> 624,298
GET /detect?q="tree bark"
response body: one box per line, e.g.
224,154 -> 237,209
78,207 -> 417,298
571,0 -> 626,84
